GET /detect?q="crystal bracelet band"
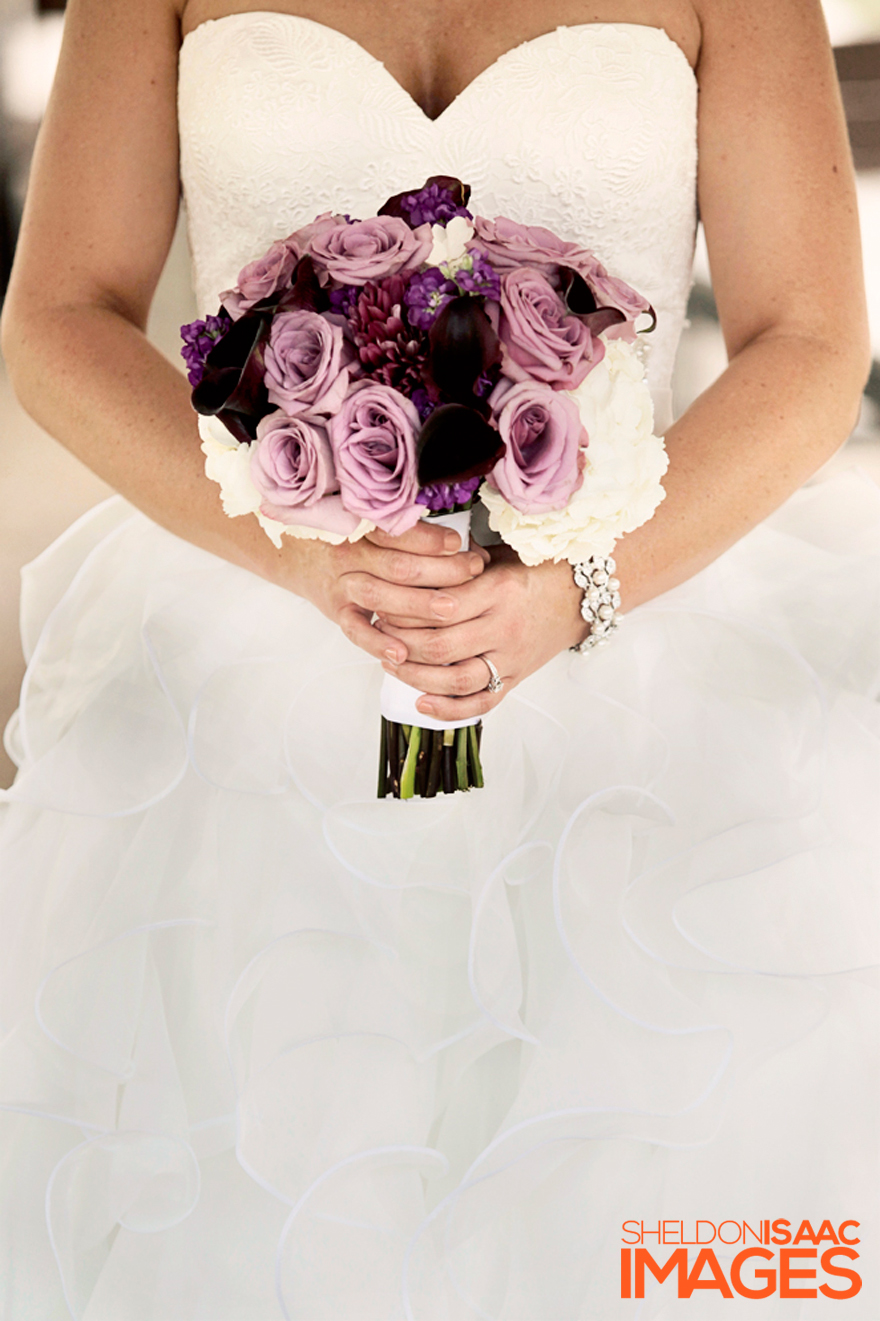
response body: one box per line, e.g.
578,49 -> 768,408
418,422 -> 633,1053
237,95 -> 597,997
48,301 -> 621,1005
569,554 -> 622,654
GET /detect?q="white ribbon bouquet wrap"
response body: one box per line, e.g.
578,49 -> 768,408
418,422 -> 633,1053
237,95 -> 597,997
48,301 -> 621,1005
185,177 -> 667,797
379,509 -> 477,730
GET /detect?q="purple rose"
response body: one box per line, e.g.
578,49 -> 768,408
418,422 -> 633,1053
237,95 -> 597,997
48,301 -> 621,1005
470,216 -> 651,327
289,212 -> 350,261
308,216 -> 432,287
328,381 -> 421,535
220,238 -> 301,319
263,310 -> 350,416
471,215 -> 588,277
499,268 -> 601,390
250,413 -> 359,534
489,382 -> 586,513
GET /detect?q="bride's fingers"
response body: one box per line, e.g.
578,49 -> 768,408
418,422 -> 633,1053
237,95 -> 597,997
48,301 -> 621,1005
375,615 -> 429,630
384,655 -> 497,698
338,605 -> 407,662
365,544 -> 485,588
377,619 -> 491,667
366,522 -> 465,555
415,686 -> 504,722
342,573 -> 463,623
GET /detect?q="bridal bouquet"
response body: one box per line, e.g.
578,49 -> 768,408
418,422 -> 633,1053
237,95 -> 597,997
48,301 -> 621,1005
181,177 -> 667,798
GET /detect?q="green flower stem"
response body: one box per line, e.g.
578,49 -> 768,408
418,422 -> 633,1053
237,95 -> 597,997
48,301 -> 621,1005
378,719 -> 485,799
400,725 -> 422,799
468,724 -> 484,788
455,727 -> 469,791
441,727 -> 455,794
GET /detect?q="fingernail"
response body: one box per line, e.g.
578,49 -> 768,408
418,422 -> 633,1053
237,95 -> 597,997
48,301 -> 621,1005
443,530 -> 462,552
418,700 -> 436,715
432,595 -> 456,618
468,554 -> 484,575
383,648 -> 402,665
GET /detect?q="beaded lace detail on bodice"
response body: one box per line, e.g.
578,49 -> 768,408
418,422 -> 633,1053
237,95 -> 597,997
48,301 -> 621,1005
178,14 -> 698,429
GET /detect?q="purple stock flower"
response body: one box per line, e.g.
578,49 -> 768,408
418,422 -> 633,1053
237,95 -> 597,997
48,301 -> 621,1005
379,175 -> 473,228
404,267 -> 458,330
398,181 -> 473,228
454,254 -> 501,301
416,476 -> 481,512
328,284 -> 359,318
180,312 -> 232,387
410,387 -> 435,422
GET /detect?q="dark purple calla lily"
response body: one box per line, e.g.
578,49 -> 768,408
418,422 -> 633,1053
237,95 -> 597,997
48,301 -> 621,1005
559,266 -> 656,335
416,403 -> 505,487
191,312 -> 272,443
428,296 -> 502,411
191,258 -> 330,443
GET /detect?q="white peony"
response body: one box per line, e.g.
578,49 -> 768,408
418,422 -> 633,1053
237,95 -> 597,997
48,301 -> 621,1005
198,414 -> 373,549
480,338 -> 668,565
427,215 -> 474,268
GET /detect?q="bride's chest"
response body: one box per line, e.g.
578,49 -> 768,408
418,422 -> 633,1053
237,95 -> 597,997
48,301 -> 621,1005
179,0 -> 700,121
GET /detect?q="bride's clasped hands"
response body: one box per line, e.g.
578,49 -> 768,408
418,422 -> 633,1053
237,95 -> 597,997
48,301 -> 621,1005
285,516 -> 588,721
375,537 -> 589,721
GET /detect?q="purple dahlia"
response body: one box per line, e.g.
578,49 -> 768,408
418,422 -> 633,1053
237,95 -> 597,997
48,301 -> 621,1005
349,275 -> 429,394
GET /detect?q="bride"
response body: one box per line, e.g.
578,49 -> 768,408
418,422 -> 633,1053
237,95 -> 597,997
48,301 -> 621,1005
1,0 -> 877,1315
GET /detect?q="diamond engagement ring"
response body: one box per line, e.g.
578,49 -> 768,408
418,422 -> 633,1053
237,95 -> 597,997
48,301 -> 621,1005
478,654 -> 504,694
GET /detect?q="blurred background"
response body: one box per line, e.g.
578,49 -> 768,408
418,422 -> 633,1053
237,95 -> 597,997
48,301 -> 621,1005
0,0 -> 879,789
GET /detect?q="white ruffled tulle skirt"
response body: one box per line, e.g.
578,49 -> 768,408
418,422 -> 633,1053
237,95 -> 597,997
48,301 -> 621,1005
1,471 -> 878,1319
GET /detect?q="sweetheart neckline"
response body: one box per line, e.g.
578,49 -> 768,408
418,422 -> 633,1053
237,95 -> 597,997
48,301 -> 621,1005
179,11 -> 697,125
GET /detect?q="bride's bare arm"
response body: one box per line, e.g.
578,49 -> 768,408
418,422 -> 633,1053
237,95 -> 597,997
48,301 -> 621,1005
381,0 -> 872,720
0,0 -> 484,667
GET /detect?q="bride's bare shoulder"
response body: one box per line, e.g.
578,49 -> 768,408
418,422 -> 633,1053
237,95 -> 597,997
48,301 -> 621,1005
691,0 -> 834,73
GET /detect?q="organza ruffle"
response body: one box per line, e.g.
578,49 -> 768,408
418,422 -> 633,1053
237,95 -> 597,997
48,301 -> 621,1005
1,471 -> 878,1318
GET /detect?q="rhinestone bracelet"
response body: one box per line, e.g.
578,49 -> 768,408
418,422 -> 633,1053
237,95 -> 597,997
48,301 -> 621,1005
569,554 -> 622,654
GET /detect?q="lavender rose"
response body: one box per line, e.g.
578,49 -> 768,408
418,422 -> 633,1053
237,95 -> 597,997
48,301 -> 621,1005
289,212 -> 351,260
499,268 -> 601,390
250,412 -> 359,534
263,309 -> 350,416
489,382 -> 586,513
328,381 -> 421,535
309,216 -> 432,287
470,216 -> 651,325
220,238 -> 300,320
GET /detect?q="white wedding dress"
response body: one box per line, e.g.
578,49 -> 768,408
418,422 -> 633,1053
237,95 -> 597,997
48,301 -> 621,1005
1,15 -> 879,1319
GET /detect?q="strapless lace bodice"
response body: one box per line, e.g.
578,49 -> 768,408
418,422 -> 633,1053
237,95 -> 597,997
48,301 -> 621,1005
178,15 -> 698,429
